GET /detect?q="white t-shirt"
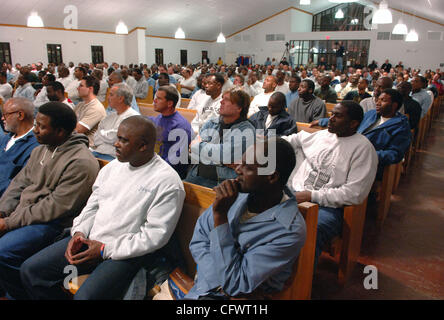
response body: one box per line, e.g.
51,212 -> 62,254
0,83 -> 13,100
5,127 -> 34,151
283,129 -> 378,208
179,77 -> 197,95
248,91 -> 274,117
91,107 -> 140,156
275,82 -> 290,95
190,93 -> 222,137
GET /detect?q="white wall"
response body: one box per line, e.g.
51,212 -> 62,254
0,26 -> 126,65
223,7 -> 444,71
145,37 -> 213,66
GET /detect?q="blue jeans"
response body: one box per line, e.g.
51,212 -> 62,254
0,223 -> 63,299
336,57 -> 343,71
314,206 -> 344,269
184,165 -> 219,188
91,151 -> 116,162
21,236 -> 159,300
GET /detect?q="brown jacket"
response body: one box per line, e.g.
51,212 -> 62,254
0,133 -> 99,230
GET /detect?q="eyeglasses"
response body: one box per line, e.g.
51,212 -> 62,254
2,111 -> 20,118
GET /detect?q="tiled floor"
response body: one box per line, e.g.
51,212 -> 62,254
312,105 -> 444,300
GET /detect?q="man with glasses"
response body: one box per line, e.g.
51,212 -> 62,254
0,98 -> 39,197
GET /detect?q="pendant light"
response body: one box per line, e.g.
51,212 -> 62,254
300,0 -> 310,5
335,9 -> 344,19
328,0 -> 358,3
372,0 -> 392,24
405,29 -> 419,42
115,21 -> 128,34
175,27 -> 185,39
392,19 -> 408,35
27,12 -> 44,28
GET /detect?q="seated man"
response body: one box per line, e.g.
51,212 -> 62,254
187,74 -> 208,110
343,78 -> 372,103
397,81 -> 421,133
20,116 -> 185,300
411,76 -> 433,119
0,102 -> 99,299
185,88 -> 255,188
107,72 -> 140,113
12,74 -> 35,102
190,73 -> 223,138
46,81 -> 75,109
33,73 -> 55,109
315,89 -> 411,179
248,75 -> 277,118
132,69 -> 149,100
90,83 -> 139,161
149,86 -> 191,179
0,98 -> 39,196
156,73 -> 181,109
314,75 -> 337,103
288,79 -> 326,123
249,91 -> 297,136
283,101 -> 378,265
74,76 -> 107,146
186,137 -> 306,299
360,77 -> 393,113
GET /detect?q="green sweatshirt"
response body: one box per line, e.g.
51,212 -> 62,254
0,133 -> 100,230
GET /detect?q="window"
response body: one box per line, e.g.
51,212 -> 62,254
91,46 -> 104,64
180,50 -> 187,66
0,42 -> 11,64
47,44 -> 63,64
155,49 -> 164,65
312,3 -> 368,32
289,39 -> 370,69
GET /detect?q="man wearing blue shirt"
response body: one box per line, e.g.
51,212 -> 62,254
285,75 -> 300,107
0,98 -> 39,197
186,137 -> 306,299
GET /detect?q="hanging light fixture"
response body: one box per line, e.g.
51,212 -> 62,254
372,0 -> 392,24
175,27 -> 185,39
217,32 -> 226,43
300,0 -> 310,5
392,19 -> 408,35
328,0 -> 358,3
27,12 -> 44,28
335,8 -> 344,19
115,21 -> 128,34
405,29 -> 419,42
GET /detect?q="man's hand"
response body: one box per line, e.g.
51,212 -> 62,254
0,218 -> 8,236
295,191 -> 312,204
69,239 -> 104,266
65,232 -> 86,264
213,179 -> 239,227
310,120 -> 320,127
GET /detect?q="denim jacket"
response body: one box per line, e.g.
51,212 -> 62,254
249,107 -> 298,136
190,117 -> 256,182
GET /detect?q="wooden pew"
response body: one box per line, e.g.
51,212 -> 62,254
136,86 -> 154,105
102,88 -> 110,109
327,198 -> 368,284
138,103 -> 197,124
371,162 -> 402,228
171,182 -> 319,300
325,103 -> 336,114
296,122 -> 324,133
64,92 -> 68,99
180,98 -> 191,108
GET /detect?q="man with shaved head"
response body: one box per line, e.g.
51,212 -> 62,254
0,98 -> 39,196
21,115 -> 186,300
360,76 -> 393,113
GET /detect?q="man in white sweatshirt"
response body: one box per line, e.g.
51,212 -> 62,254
21,115 -> 186,300
283,100 -> 378,266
